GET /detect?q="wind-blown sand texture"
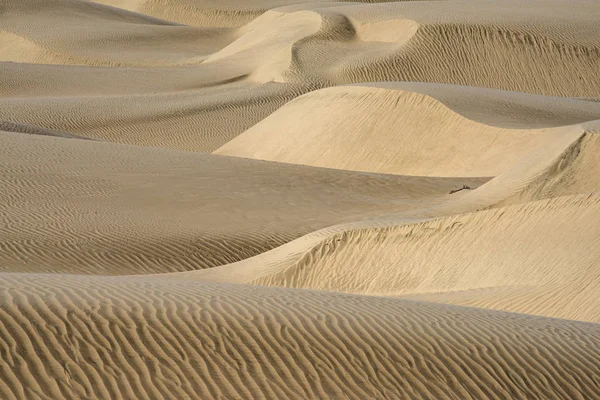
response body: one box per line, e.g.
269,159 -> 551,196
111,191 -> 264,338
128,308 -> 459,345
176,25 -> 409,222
1,0 -> 600,398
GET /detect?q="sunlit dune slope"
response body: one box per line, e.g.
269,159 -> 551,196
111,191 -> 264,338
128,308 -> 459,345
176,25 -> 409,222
216,84 -> 600,176
2,0 -> 599,152
191,126 -> 600,322
495,130 -> 600,206
2,0 -> 600,398
0,0 -> 236,67
248,193 -> 600,322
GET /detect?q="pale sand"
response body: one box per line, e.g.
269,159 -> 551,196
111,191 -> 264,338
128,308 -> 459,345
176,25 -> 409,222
216,84 -> 600,176
1,0 -> 600,398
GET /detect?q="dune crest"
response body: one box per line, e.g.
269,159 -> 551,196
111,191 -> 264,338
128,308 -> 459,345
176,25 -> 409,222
249,193 -> 600,322
0,131 -> 487,275
2,0 -> 600,152
216,84 -> 600,176
0,31 -> 60,65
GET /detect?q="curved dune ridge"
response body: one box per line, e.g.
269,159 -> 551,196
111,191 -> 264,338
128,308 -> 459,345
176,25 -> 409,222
1,0 -> 599,152
249,193 -> 600,322
2,0 -> 600,398
216,84 -> 600,176
0,1 -> 236,67
1,277 -> 600,399
187,129 -> 600,323
0,120 -> 93,140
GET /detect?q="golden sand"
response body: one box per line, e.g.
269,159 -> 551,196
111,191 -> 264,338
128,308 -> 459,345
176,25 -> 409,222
1,0 -> 599,398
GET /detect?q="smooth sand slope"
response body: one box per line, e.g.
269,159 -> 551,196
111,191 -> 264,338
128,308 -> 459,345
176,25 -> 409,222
196,124 -> 600,322
0,131 -> 485,275
1,276 -> 600,399
216,84 -> 600,176
2,0 -> 600,398
0,0 -> 237,67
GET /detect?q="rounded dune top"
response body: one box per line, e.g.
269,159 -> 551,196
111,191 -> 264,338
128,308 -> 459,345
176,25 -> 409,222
203,10 -> 322,64
0,131 -> 485,275
216,84 -> 600,177
0,0 -> 237,67
353,18 -> 419,43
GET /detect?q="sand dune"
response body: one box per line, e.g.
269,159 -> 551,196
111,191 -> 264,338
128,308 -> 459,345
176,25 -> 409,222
1,276 -> 600,399
0,120 -> 92,140
0,0 -> 236,67
0,131 -> 485,275
91,0 -> 413,27
216,84 -> 600,176
2,0 -> 600,398
2,0 -> 600,152
497,130 -> 600,205
248,194 -> 600,322
194,125 -> 600,322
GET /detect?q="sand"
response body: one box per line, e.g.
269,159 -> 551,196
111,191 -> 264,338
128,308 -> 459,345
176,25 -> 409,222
1,0 -> 600,398
2,276 -> 600,399
1,130 -> 486,275
216,84 -> 600,176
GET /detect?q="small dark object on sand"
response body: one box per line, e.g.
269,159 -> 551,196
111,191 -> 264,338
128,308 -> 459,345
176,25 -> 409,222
449,185 -> 472,194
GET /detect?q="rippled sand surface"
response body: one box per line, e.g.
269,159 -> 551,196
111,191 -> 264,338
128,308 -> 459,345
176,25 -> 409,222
1,0 -> 600,398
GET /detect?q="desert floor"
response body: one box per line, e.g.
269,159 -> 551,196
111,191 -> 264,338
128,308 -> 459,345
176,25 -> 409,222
1,0 -> 600,398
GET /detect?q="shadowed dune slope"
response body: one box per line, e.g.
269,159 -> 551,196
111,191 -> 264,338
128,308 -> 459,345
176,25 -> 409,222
0,121 -> 92,140
0,131 -> 485,275
216,84 -> 600,176
0,82 -> 300,152
1,277 -> 600,399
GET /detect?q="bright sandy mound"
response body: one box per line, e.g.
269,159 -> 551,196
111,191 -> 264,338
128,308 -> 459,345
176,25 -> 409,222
198,124 -> 600,322
216,84 -> 600,176
2,0 -> 600,398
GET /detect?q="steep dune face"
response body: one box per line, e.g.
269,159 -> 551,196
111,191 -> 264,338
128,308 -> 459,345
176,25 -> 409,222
0,131 -> 484,275
496,131 -> 600,205
1,276 -> 599,399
